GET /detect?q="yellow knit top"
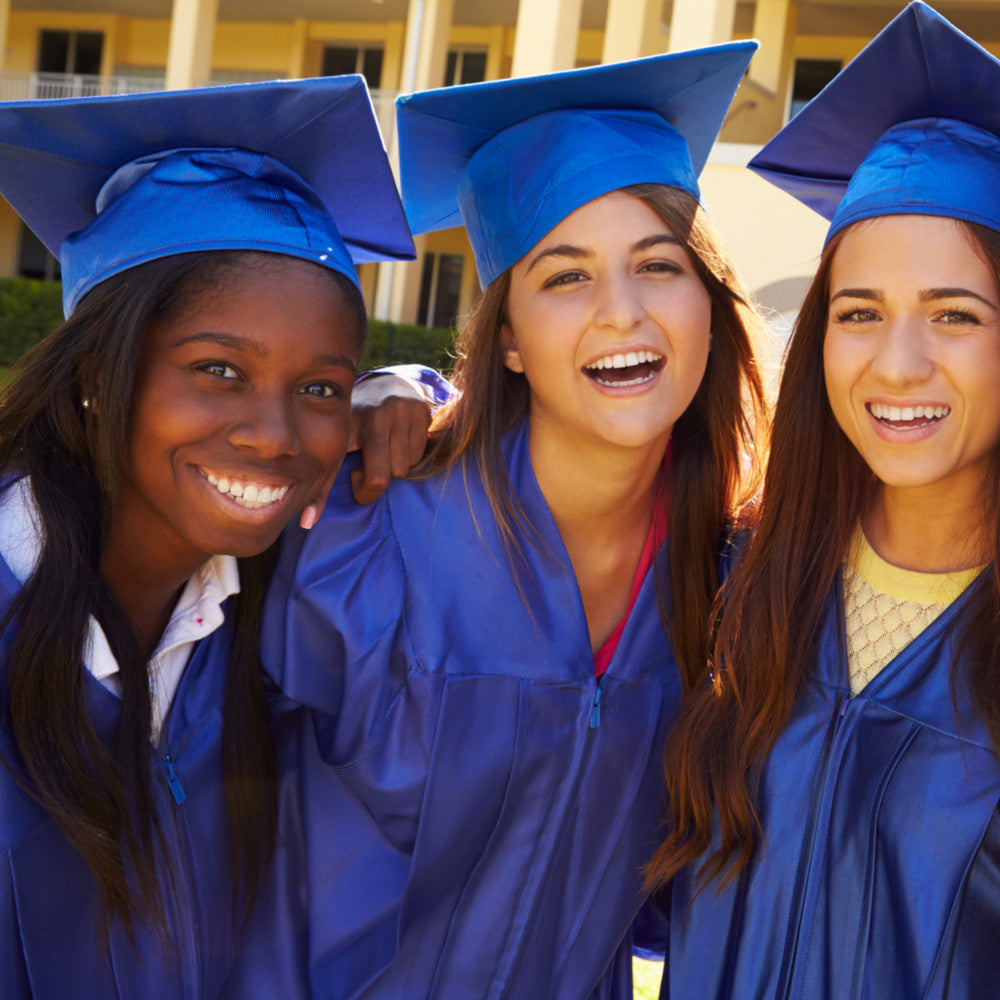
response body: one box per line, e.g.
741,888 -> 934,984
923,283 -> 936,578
842,528 -> 982,695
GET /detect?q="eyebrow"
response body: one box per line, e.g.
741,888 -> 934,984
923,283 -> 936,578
171,331 -> 356,371
920,287 -> 998,309
525,233 -> 682,274
829,287 -> 998,309
829,288 -> 883,304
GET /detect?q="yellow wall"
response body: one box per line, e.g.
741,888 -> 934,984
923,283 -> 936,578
116,18 -> 170,69
213,21 -> 295,73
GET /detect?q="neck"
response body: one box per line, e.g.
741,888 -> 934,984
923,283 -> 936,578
528,419 -> 668,651
528,423 -> 667,543
102,527 -> 206,661
865,483 -> 992,573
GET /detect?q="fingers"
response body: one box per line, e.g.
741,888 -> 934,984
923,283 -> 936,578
299,466 -> 339,529
350,375 -> 434,504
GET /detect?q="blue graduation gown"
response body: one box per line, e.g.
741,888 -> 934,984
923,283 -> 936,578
262,420 -> 683,999
662,574 -> 1000,1000
0,552 -> 312,1000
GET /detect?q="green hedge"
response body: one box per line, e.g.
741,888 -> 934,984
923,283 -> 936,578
0,276 -> 63,366
0,275 -> 456,375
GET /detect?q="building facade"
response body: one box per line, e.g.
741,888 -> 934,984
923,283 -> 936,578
1,0 -> 998,340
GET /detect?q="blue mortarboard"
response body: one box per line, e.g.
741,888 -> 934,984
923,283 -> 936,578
0,75 -> 415,315
748,1 -> 1000,243
396,41 -> 757,287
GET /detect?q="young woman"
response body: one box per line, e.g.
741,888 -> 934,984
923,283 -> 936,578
649,5 -> 1000,997
0,77 -> 414,998
262,45 -> 768,999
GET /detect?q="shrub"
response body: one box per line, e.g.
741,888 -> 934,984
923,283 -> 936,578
361,319 -> 456,375
0,277 -> 63,365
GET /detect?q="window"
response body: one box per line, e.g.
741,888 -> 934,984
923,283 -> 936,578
418,253 -> 464,330
18,224 -> 60,282
789,59 -> 842,119
322,46 -> 384,90
37,30 -> 103,75
445,48 -> 487,86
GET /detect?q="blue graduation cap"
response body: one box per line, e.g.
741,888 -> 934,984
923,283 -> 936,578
0,75 -> 415,315
396,41 -> 757,287
748,1 -> 1000,242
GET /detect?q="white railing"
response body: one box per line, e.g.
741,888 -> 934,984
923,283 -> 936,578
0,71 -> 166,103
0,74 -> 404,149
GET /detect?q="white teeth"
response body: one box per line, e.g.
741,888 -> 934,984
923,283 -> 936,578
204,472 -> 288,509
585,349 -> 664,371
870,403 -> 950,422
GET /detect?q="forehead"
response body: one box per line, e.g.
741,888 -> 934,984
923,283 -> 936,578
830,215 -> 994,289
544,190 -> 672,240
143,256 -> 359,356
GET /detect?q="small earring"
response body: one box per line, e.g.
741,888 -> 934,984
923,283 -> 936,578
81,397 -> 92,409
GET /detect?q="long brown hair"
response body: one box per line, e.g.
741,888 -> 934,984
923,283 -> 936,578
647,219 -> 1000,891
419,183 -> 769,689
0,251 -> 365,941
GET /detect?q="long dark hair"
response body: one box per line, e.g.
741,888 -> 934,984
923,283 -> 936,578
0,251 -> 365,941
418,183 -> 769,690
646,219 -> 1000,891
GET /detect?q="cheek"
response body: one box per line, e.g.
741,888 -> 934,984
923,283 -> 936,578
300,407 -> 353,470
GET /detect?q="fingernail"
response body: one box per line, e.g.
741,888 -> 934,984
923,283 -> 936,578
299,504 -> 318,531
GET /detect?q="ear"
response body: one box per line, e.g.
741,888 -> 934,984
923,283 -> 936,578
500,322 -> 524,374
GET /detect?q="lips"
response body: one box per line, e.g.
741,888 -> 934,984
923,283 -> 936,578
867,402 -> 950,430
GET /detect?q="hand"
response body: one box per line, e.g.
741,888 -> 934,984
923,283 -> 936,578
348,374 -> 433,505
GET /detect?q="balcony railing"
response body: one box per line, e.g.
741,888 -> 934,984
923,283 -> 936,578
0,71 -> 166,102
0,72 -> 401,150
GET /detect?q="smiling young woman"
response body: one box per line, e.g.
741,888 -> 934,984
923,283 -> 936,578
647,6 -> 1000,998
261,46 -> 768,1000
0,77 -> 412,998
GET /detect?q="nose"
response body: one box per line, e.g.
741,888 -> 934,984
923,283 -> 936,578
592,268 -> 645,333
227,393 -> 301,458
869,316 -> 935,387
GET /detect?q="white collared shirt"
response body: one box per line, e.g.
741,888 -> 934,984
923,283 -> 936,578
0,478 -> 240,741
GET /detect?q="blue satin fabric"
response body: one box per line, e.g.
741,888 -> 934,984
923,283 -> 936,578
0,552 -> 312,1000
262,420 -> 682,999
662,574 -> 1000,1000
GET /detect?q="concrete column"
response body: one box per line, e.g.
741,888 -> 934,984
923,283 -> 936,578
750,0 -> 797,95
602,0 -> 664,63
377,0 -> 454,322
668,0 -> 736,52
381,21 -> 407,90
165,0 -> 218,91
484,24 -> 506,81
511,0 -> 583,77
287,18 -> 308,79
379,234 -> 426,326
399,0 -> 454,93
0,0 -> 10,71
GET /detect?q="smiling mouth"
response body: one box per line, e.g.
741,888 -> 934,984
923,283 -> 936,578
584,350 -> 665,388
867,402 -> 950,430
202,470 -> 290,510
